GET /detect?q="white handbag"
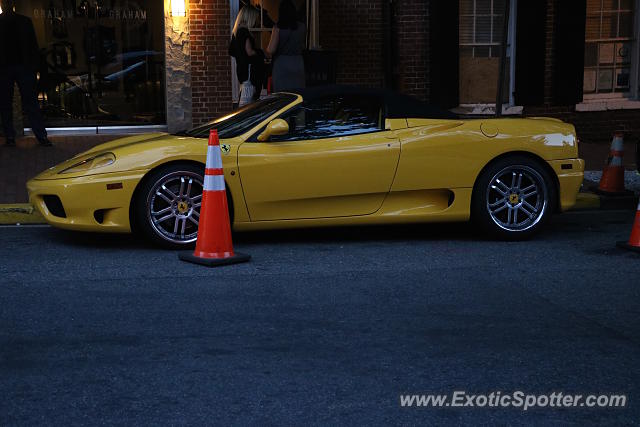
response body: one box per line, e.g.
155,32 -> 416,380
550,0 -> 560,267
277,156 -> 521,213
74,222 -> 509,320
238,64 -> 255,107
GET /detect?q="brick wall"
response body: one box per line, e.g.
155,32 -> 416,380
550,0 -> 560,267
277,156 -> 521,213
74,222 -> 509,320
393,0 -> 429,101
319,0 -> 385,88
317,0 -> 429,99
542,0 -> 556,105
189,0 -> 233,126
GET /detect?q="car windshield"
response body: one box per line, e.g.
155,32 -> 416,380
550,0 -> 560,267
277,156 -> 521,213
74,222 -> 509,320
184,94 -> 297,139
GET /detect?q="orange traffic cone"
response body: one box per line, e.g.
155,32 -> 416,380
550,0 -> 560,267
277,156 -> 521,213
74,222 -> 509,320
617,199 -> 640,253
179,129 -> 250,267
597,132 -> 627,194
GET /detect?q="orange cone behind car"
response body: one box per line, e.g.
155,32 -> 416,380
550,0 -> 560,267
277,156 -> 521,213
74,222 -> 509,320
617,199 -> 640,253
179,129 -> 250,267
598,132 -> 626,194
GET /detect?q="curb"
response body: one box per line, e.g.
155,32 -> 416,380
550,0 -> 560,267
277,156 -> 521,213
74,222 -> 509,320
0,204 -> 45,225
572,191 -> 638,211
598,192 -> 639,210
573,193 -> 601,210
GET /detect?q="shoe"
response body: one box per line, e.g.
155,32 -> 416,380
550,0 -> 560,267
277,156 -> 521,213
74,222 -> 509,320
5,138 -> 15,146
38,138 -> 53,147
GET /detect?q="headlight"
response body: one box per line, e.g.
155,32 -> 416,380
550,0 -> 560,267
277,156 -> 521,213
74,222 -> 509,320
59,153 -> 116,174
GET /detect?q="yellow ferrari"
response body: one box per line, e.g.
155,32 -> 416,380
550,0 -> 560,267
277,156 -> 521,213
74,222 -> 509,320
27,87 -> 584,247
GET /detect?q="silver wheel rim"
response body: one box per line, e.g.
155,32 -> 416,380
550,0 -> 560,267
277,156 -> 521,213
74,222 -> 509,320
147,171 -> 203,244
486,165 -> 548,232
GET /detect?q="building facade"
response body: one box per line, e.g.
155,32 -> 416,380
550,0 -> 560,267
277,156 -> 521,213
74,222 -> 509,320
6,0 -> 640,146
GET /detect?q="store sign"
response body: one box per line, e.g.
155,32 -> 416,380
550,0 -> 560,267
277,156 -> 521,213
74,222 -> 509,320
32,8 -> 148,21
33,9 -> 75,19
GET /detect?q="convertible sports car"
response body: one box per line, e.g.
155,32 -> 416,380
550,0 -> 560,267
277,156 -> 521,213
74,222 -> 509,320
27,86 -> 584,247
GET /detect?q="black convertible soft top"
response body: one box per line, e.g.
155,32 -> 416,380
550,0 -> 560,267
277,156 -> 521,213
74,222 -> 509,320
290,85 -> 458,120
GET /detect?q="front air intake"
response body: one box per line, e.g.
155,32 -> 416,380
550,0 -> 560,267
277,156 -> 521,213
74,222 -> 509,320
42,195 -> 66,218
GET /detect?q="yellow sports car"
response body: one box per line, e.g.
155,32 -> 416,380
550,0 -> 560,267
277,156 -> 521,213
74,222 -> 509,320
27,86 -> 584,247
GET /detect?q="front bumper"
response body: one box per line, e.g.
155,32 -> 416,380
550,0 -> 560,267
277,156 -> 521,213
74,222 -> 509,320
548,158 -> 585,211
27,171 -> 145,233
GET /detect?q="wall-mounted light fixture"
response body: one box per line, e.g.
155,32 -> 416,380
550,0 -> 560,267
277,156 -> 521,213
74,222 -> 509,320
171,0 -> 186,17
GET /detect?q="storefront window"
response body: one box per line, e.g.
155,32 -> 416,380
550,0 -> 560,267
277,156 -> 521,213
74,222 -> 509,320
15,0 -> 166,128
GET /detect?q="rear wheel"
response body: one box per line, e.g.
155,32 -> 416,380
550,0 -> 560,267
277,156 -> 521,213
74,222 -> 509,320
472,156 -> 556,240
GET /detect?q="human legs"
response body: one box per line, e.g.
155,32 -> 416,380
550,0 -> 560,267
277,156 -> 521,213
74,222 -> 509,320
16,68 -> 49,144
0,68 -> 16,142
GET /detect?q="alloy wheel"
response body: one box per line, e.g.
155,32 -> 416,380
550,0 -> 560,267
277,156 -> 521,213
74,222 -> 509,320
485,165 -> 548,232
146,171 -> 203,244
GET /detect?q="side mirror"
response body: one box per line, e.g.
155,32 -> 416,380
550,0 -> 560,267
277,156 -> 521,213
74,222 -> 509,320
258,119 -> 289,142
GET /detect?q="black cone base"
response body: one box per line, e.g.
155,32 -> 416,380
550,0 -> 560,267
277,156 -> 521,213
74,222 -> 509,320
179,251 -> 251,267
594,188 -> 634,197
616,241 -> 640,253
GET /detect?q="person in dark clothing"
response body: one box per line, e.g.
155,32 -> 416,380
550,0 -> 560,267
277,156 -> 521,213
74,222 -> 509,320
266,0 -> 306,92
0,0 -> 51,146
229,6 -> 265,107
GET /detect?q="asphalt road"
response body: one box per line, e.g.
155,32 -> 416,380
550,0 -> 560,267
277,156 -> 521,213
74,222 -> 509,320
1,210 -> 639,425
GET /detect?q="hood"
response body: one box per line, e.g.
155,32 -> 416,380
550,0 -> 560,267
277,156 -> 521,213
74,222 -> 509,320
31,133 -> 218,180
31,133 -> 242,180
74,133 -> 171,158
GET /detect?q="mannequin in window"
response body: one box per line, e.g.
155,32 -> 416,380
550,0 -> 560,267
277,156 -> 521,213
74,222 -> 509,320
266,0 -> 306,92
229,6 -> 265,107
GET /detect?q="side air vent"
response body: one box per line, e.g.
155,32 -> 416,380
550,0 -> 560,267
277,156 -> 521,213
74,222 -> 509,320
94,209 -> 106,224
448,191 -> 455,207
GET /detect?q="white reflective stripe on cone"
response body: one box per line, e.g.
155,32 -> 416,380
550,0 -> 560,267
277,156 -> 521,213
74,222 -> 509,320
611,136 -> 624,151
206,146 -> 223,169
204,175 -> 226,191
610,156 -> 623,167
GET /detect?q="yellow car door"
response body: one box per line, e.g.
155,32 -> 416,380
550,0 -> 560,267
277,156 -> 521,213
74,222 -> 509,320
238,95 -> 401,221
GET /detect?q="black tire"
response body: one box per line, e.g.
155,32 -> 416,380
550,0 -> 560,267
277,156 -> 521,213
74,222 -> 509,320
133,163 -> 234,249
471,155 -> 557,241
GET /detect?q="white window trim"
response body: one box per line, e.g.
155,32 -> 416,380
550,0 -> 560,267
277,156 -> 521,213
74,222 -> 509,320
456,0 -> 522,115
452,104 -> 523,116
577,0 -> 640,110
508,0 -> 517,107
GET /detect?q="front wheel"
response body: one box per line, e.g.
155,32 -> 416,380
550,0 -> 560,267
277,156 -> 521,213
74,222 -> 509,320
134,163 -> 206,248
472,156 -> 556,240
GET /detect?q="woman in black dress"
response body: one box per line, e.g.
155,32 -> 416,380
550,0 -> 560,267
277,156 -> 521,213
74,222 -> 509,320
229,6 -> 264,106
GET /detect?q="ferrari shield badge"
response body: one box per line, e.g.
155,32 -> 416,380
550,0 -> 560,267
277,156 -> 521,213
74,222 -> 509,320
221,144 -> 231,155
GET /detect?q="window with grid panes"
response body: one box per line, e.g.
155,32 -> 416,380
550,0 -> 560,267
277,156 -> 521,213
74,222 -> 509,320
584,0 -> 636,96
